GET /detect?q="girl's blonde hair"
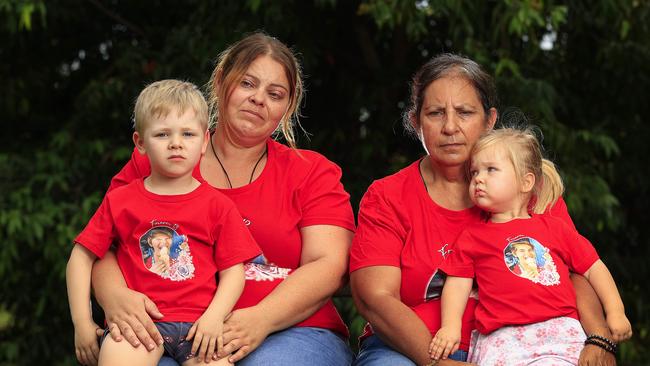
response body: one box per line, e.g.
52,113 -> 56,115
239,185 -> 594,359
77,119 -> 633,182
471,127 -> 564,214
207,32 -> 304,148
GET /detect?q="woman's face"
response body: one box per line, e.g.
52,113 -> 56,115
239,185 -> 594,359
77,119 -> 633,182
221,55 -> 291,147
418,76 -> 497,168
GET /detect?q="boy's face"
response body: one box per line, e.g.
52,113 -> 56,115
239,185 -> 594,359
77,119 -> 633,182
133,107 -> 208,180
148,232 -> 172,250
512,243 -> 536,264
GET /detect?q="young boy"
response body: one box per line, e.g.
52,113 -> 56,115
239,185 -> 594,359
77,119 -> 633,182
66,80 -> 261,366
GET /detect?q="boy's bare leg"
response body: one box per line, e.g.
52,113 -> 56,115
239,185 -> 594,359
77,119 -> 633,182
182,354 -> 233,366
98,336 -> 164,366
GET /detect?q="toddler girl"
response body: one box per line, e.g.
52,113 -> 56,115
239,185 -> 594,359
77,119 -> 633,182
430,127 -> 631,364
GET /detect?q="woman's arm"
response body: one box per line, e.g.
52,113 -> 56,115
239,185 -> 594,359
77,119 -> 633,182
351,265 -> 434,365
91,250 -> 164,351
220,224 -> 352,362
572,273 -> 617,366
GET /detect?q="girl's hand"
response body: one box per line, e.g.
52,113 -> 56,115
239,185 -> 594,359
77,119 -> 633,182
187,312 -> 225,363
429,327 -> 460,361
219,307 -> 272,363
607,312 -> 632,342
74,320 -> 102,366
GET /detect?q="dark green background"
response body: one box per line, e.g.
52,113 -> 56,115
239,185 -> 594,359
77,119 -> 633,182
2,0 -> 649,364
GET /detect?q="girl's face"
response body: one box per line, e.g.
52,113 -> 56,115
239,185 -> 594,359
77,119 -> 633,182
469,145 -> 532,216
418,76 -> 496,168
220,55 -> 291,147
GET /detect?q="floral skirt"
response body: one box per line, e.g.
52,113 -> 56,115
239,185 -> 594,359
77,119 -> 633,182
467,317 -> 585,365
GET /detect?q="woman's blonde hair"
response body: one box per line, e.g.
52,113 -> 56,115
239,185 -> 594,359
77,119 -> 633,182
471,127 -> 564,214
133,79 -> 208,133
207,32 -> 304,148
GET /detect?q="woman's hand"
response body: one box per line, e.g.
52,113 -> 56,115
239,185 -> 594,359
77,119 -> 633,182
92,250 -> 165,350
578,343 -> 616,366
101,286 -> 165,351
219,307 -> 272,363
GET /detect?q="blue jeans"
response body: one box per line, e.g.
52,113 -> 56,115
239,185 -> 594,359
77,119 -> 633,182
158,327 -> 353,366
353,334 -> 468,366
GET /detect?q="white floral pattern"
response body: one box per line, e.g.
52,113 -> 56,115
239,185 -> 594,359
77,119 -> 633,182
164,249 -> 195,281
244,262 -> 291,281
468,317 -> 585,365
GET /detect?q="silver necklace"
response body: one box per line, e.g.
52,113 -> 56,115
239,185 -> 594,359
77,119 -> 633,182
209,136 -> 267,189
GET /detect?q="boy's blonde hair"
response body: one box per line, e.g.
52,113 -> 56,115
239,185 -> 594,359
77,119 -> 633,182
471,127 -> 564,214
133,79 -> 209,133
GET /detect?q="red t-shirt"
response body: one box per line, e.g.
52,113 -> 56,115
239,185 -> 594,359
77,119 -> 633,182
76,179 -> 261,322
440,215 -> 599,334
108,138 -> 355,336
349,160 -> 575,351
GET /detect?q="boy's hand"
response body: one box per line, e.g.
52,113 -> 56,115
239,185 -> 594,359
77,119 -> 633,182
74,320 -> 102,366
607,312 -> 632,342
187,311 -> 225,363
429,326 -> 460,361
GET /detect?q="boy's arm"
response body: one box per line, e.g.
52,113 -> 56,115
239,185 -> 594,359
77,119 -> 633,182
583,260 -> 632,342
430,276 -> 473,361
66,245 -> 102,365
187,263 -> 246,363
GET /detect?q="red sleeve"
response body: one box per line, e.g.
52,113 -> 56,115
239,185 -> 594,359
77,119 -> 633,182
556,222 -> 599,275
74,195 -> 116,259
349,183 -> 405,272
297,156 -> 355,232
213,205 -> 262,271
546,197 -> 576,230
438,230 -> 475,278
107,148 -> 151,192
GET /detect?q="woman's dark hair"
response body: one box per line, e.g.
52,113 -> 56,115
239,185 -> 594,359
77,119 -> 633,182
403,53 -> 498,137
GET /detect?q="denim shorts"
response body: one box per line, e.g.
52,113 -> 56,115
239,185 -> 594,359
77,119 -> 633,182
157,326 -> 353,366
103,322 -> 194,363
353,334 -> 468,366
156,322 -> 196,363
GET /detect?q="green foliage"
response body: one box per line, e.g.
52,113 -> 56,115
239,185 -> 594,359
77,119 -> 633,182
0,132 -> 121,364
0,0 -> 46,32
2,0 -> 650,363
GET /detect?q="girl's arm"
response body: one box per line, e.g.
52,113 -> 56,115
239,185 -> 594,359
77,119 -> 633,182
430,276 -> 473,361
583,260 -> 632,342
91,250 -> 164,350
572,274 -> 617,365
66,245 -> 101,366
219,225 -> 352,363
187,263 -> 245,363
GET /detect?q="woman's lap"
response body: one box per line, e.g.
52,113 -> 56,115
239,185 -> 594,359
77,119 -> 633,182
237,327 -> 353,366
353,334 -> 467,366
158,327 -> 353,366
